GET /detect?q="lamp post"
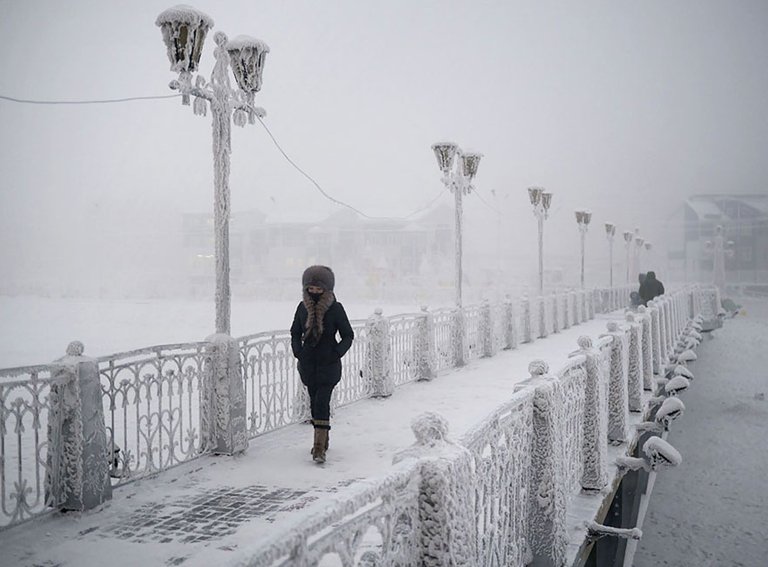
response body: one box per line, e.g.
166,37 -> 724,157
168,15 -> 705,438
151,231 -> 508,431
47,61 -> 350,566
623,230 -> 634,284
575,210 -> 592,288
643,241 -> 652,273
605,222 -> 616,287
704,225 -> 734,294
634,235 -> 645,281
156,6 -> 269,335
432,142 -> 482,308
528,187 -> 553,295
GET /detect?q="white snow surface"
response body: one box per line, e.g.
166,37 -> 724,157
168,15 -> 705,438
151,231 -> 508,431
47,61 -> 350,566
226,35 -> 270,52
633,298 -> 768,566
0,308 -> 624,567
155,4 -> 214,28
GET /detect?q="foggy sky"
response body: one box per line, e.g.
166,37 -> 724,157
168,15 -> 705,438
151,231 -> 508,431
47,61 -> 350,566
1,0 -> 767,293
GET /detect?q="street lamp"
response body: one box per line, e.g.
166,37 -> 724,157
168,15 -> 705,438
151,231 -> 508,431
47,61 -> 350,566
704,225 -> 734,294
634,235 -> 645,281
623,230 -> 634,284
432,142 -> 482,308
643,241 -> 652,273
528,186 -> 553,295
156,6 -> 269,335
605,222 -> 617,287
575,210 -> 592,288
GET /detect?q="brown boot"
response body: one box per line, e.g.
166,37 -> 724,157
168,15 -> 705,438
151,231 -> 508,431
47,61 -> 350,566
312,428 -> 328,463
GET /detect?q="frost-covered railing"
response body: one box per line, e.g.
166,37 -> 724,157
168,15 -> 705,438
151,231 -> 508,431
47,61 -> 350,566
96,343 -> 209,487
239,458 -> 422,567
233,284 -> 718,566
0,365 -> 59,528
0,283 -> 652,531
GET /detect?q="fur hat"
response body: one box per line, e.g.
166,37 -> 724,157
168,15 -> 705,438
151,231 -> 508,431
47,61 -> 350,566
302,265 -> 335,291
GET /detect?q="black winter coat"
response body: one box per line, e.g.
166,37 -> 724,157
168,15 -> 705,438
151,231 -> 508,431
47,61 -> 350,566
290,300 -> 354,385
639,275 -> 665,305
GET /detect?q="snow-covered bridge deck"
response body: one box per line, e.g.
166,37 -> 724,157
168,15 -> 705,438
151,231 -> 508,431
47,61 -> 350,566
0,284 -> 716,567
1,309 -> 631,567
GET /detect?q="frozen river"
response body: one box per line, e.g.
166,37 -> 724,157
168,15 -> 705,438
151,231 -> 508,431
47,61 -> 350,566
633,298 -> 768,566
0,295 -> 423,368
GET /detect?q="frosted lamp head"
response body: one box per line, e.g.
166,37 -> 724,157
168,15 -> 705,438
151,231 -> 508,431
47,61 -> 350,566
623,230 -> 633,243
432,142 -> 458,173
575,210 -> 585,224
527,186 -> 543,206
635,237 -> 645,248
583,211 -> 592,225
704,240 -> 713,251
156,5 -> 214,73
604,222 -> 616,236
541,191 -> 553,210
460,152 -> 482,180
645,242 -> 652,251
226,35 -> 270,93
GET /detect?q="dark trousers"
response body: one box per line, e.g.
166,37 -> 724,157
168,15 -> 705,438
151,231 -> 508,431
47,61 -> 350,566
306,381 -> 335,426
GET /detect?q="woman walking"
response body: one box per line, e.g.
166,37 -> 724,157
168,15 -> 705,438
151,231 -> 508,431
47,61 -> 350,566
290,265 -> 354,463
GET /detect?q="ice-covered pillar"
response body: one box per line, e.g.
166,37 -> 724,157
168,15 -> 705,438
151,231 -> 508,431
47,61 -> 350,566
647,300 -> 662,375
538,295 -> 548,339
503,295 -> 518,350
587,290 -> 595,320
570,337 -> 608,490
415,306 -> 437,381
365,308 -> 394,397
562,292 -> 572,330
600,323 -> 629,444
551,292 -> 560,334
636,306 -> 654,390
480,299 -> 494,358
521,296 -> 533,343
451,307 -> 467,366
201,333 -> 248,454
527,361 -> 568,567
624,313 -> 643,413
392,413 -> 476,567
570,290 -> 578,326
45,341 -> 112,512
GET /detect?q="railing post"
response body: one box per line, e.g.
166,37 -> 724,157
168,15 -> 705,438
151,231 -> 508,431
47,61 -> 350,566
538,295 -> 548,339
624,313 -> 644,413
202,334 -> 248,455
366,308 -> 394,397
526,360 -> 568,567
45,341 -> 112,512
521,296 -> 533,343
452,307 -> 467,367
480,299 -> 494,358
647,300 -> 662,375
570,337 -> 608,490
600,323 -> 629,444
551,292 -> 560,334
563,292 -> 571,330
503,294 -> 518,350
570,290 -> 578,325
637,306 -> 654,390
416,306 -> 437,381
393,412 -> 476,566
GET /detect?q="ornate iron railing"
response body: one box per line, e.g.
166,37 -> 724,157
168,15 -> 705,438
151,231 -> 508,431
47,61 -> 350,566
0,365 -> 59,528
96,343 -> 209,487
389,314 -> 420,386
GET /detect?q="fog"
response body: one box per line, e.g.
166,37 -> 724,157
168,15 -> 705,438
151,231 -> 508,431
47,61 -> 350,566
1,0 -> 767,299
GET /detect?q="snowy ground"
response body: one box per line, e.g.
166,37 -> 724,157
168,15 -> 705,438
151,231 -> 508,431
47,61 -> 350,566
633,297 -> 768,566
0,296 -> 421,367
0,310 -> 624,567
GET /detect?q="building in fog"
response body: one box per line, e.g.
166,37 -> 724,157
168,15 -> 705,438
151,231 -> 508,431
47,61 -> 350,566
181,205 -> 454,298
666,193 -> 768,286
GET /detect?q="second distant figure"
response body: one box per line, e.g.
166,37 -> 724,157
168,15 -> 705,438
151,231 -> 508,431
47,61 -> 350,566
290,265 -> 354,464
639,270 -> 665,305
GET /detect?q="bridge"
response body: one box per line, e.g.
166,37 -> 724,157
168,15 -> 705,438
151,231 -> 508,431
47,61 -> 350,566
0,285 -> 723,566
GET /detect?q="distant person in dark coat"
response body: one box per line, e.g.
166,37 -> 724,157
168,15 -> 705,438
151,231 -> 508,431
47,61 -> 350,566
639,270 -> 665,305
290,265 -> 354,464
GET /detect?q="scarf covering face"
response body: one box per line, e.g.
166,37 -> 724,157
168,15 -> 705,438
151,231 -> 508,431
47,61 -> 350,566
302,289 -> 335,346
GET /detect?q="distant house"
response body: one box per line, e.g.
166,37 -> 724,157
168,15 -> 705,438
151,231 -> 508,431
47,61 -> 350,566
666,194 -> 768,285
181,205 -> 454,297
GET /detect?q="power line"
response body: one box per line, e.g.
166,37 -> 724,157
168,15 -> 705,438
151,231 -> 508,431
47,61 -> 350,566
471,186 -> 503,216
0,93 -> 182,105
